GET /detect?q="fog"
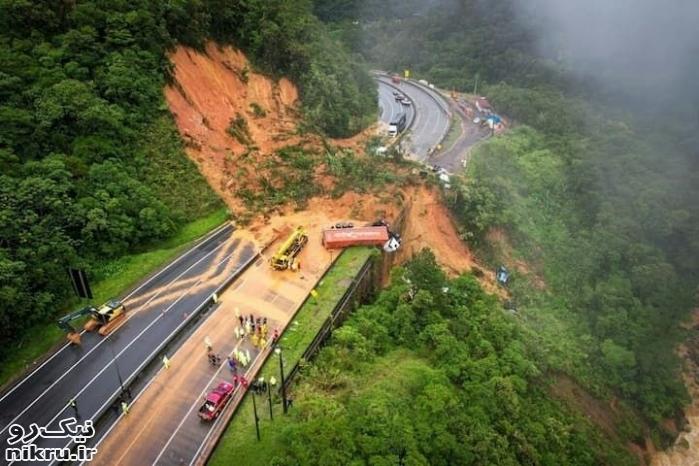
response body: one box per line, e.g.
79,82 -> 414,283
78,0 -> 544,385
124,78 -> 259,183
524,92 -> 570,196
513,0 -> 699,118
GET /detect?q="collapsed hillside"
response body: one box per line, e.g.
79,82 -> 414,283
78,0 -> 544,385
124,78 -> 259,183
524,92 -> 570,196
165,43 -> 302,212
164,43 -> 496,286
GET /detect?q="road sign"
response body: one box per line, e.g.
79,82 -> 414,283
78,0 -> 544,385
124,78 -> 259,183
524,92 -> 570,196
68,268 -> 93,299
404,69 -> 410,79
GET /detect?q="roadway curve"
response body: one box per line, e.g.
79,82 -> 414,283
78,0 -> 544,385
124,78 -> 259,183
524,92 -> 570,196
0,223 -> 256,466
376,74 -> 450,162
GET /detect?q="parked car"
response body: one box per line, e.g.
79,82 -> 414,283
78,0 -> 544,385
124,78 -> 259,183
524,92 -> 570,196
198,381 -> 234,421
401,99 -> 412,106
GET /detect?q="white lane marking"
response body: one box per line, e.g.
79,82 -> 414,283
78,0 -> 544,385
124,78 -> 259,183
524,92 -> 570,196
81,363 -> 165,466
152,343 -> 252,466
0,235 -> 234,437
122,222 -> 232,303
187,360 -> 255,466
0,222 -> 231,405
378,85 -> 395,125
401,83 -> 447,157
42,249 -> 250,466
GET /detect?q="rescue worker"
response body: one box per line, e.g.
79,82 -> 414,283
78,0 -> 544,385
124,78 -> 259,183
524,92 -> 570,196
69,399 -> 79,418
227,356 -> 237,374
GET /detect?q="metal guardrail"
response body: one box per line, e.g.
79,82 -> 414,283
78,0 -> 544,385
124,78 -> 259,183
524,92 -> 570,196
197,206 -> 412,465
195,247 -> 357,465
281,257 -> 374,391
374,77 -> 418,133
281,201 -> 411,390
373,71 -> 452,161
84,248 -> 262,446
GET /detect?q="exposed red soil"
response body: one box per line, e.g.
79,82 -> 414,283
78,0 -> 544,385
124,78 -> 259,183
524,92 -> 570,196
650,309 -> 699,466
165,42 -> 302,211
164,42 -> 498,293
398,187 -> 474,275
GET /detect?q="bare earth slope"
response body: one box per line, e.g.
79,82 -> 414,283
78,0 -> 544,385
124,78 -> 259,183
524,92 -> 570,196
165,42 -> 300,211
164,42 -> 494,286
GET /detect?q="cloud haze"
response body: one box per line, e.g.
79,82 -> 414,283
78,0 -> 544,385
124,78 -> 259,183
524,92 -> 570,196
514,0 -> 699,111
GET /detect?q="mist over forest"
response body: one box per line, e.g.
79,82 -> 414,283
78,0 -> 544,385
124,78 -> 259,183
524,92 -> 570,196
316,0 -> 699,456
1,0 -> 698,463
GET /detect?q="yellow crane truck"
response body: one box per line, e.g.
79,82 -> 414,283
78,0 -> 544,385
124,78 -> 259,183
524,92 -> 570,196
269,226 -> 308,271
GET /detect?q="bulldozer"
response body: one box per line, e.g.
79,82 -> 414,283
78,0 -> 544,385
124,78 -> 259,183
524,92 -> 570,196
57,299 -> 127,345
269,226 -> 308,271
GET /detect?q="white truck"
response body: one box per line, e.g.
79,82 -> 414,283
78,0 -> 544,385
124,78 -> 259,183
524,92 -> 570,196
388,113 -> 407,137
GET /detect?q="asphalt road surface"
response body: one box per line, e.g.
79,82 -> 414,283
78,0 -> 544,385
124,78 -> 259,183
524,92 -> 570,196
87,227 -> 336,466
0,223 -> 256,466
377,81 -> 415,130
376,76 -> 450,162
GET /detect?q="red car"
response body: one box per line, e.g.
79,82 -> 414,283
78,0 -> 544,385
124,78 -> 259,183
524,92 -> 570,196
198,381 -> 234,421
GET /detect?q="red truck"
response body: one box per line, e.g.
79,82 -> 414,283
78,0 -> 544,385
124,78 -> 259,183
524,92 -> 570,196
322,226 -> 390,249
198,381 -> 234,421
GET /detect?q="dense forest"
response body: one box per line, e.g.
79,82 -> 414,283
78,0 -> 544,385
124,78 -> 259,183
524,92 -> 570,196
316,0 -> 699,449
0,0 -> 375,359
216,252 -> 637,465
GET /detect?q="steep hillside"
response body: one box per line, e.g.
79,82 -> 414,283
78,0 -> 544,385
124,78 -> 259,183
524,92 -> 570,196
165,43 -> 301,211
0,0 -> 378,374
163,43 -> 497,293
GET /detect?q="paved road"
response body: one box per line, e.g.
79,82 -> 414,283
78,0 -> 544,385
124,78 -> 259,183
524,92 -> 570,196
87,227 -> 336,466
377,81 -> 415,130
0,223 -> 257,465
376,76 -> 450,162
432,99 -> 491,172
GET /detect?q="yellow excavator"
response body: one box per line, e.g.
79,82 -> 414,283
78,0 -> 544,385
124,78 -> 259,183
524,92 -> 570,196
269,226 -> 308,271
57,299 -> 127,345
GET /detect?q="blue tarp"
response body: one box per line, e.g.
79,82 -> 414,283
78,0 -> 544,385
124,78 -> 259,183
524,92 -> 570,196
487,114 -> 502,124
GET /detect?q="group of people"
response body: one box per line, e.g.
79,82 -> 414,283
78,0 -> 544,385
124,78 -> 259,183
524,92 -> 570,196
226,347 -> 252,374
235,311 -> 279,349
203,309 -> 282,387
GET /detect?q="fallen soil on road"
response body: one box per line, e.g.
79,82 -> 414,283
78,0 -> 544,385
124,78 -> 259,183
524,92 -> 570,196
164,42 -> 500,293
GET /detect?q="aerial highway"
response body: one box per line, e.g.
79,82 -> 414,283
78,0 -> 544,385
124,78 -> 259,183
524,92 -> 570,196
0,76 -> 452,466
82,225 -> 336,466
0,223 -> 256,465
376,74 -> 451,162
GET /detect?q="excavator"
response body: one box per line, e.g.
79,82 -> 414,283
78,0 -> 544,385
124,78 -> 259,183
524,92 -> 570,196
57,299 -> 127,345
269,226 -> 308,271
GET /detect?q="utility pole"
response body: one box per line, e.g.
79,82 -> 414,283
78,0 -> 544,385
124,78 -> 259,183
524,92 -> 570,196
251,391 -> 261,441
267,377 -> 275,420
107,337 -> 127,399
275,347 -> 288,414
